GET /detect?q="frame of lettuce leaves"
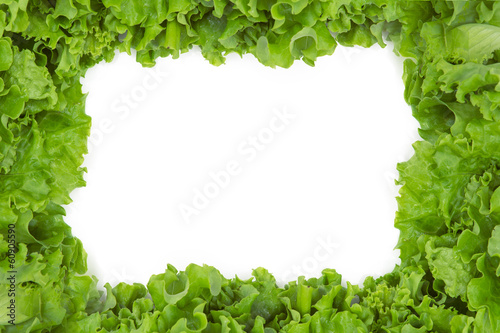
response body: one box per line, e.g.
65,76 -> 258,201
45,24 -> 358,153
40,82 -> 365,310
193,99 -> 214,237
1,0 -> 500,332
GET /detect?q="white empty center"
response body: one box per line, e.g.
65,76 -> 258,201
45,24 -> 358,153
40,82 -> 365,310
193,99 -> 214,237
65,45 -> 419,288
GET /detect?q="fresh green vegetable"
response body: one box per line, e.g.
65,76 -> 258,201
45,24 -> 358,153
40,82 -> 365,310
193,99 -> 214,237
1,0 -> 500,332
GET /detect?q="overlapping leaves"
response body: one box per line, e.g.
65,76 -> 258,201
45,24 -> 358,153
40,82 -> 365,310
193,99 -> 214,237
2,0 -> 500,332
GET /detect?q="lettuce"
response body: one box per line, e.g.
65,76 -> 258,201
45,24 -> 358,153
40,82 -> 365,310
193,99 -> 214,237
1,0 -> 500,332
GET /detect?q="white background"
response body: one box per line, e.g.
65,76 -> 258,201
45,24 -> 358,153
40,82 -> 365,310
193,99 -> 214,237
65,44 -> 420,289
